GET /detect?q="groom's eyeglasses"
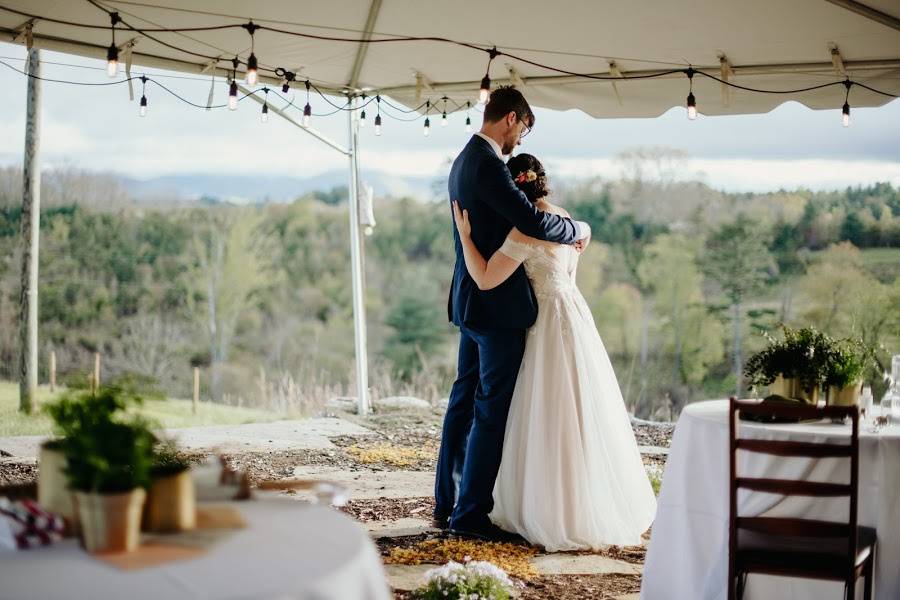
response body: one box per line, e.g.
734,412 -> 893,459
518,117 -> 532,139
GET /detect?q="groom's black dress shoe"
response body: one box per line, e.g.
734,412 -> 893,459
448,523 -> 527,544
431,514 -> 450,530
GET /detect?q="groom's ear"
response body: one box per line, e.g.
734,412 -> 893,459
505,111 -> 518,127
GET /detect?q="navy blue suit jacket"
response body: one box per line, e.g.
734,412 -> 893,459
448,135 -> 580,330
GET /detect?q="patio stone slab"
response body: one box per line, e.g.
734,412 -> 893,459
531,553 -> 642,576
291,466 -> 434,499
0,418 -> 374,460
366,517 -> 436,537
384,564 -> 431,591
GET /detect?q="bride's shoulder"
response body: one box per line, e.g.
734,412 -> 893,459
535,198 -> 570,218
507,228 -> 532,243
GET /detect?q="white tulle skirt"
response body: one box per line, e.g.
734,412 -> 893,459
490,287 -> 657,551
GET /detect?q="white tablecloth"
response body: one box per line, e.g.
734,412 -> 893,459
0,499 -> 391,600
641,400 -> 900,600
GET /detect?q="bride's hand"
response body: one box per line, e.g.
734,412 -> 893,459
452,201 -> 472,238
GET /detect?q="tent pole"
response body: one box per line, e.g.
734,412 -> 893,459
347,96 -> 370,416
18,48 -> 42,414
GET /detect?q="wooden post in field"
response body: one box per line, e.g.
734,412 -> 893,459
49,350 -> 56,392
92,352 -> 100,392
17,48 -> 42,415
193,367 -> 200,415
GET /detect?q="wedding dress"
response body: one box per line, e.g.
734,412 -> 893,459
489,235 -> 657,551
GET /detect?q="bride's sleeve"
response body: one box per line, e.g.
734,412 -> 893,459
498,237 -> 533,263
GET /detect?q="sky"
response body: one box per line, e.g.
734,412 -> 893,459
1,42 -> 899,192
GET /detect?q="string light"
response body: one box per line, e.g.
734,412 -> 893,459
423,100 -> 431,137
465,101 -> 472,133
374,96 -> 382,136
261,87 -> 269,123
303,80 -> 312,127
479,47 -> 499,104
441,97 -> 448,127
242,21 -> 260,86
279,69 -> 294,94
228,57 -> 239,110
106,12 -> 121,77
842,80 -> 852,127
359,93 -> 367,128
139,75 -> 148,117
686,67 -> 697,120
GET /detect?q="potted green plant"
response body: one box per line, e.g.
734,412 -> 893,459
745,326 -> 831,404
824,338 -> 873,407
144,440 -> 196,532
45,386 -> 155,553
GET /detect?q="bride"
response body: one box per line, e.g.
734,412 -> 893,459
451,153 -> 656,551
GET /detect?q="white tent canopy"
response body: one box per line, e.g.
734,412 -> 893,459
4,1 -> 899,415
1,0 -> 899,117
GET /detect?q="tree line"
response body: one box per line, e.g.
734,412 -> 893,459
0,154 -> 897,419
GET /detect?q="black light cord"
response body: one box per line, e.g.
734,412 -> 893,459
0,1 -> 893,100
0,58 -> 421,121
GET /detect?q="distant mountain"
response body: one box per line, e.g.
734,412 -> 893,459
120,170 -> 440,204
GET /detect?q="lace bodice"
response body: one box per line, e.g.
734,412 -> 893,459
499,237 -> 579,298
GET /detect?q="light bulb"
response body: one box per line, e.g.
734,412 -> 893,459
139,95 -> 147,117
842,102 -> 850,127
359,110 -> 366,128
374,114 -> 382,136
228,81 -> 239,111
303,103 -> 311,127
687,92 -> 697,120
245,54 -> 258,86
261,103 -> 268,123
479,75 -> 491,104
364,226 -> 374,236
441,112 -> 448,127
465,115 -> 472,133
106,44 -> 119,77
423,117 -> 431,137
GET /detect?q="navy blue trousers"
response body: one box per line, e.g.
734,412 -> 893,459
434,324 -> 527,530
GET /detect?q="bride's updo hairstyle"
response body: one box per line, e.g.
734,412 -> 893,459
507,153 -> 549,204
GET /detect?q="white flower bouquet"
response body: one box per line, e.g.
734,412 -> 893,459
415,559 -> 517,599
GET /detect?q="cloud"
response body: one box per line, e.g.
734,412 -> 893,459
545,156 -> 900,191
1,43 -> 898,190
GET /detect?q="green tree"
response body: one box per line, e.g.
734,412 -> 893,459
190,207 -> 269,400
703,216 -> 774,398
638,234 -> 724,412
383,271 -> 447,380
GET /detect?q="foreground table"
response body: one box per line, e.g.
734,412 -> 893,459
0,498 -> 391,600
641,399 -> 900,600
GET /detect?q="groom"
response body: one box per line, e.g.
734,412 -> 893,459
435,86 -> 590,540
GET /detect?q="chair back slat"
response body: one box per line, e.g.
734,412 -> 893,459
736,438 -> 851,458
737,516 -> 850,538
735,401 -> 855,421
736,477 -> 851,497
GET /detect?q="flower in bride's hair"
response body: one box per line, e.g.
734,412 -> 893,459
514,170 -> 537,184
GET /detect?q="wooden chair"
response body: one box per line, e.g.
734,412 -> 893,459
728,397 -> 876,600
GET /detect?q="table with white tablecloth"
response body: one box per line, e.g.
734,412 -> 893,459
641,400 -> 900,600
0,498 -> 391,600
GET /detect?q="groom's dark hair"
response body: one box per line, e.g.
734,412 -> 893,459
483,86 -> 535,128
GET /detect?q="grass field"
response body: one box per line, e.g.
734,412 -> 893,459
0,381 -> 282,437
859,247 -> 900,283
